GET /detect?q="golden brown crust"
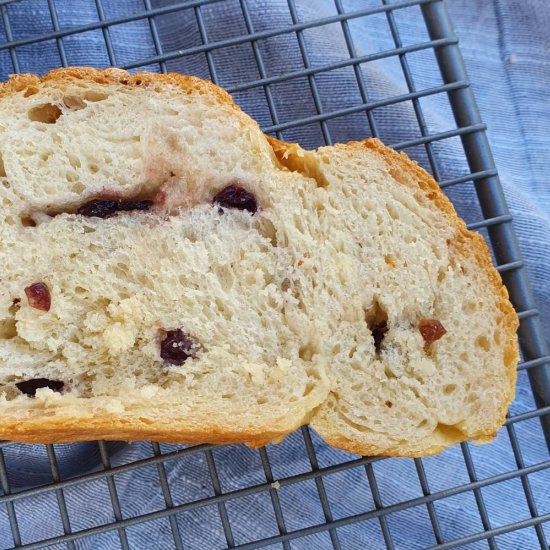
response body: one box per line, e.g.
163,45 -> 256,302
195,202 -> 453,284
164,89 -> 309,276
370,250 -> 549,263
270,136 -> 518,457
311,434 -> 446,458
0,69 -> 518,454
0,417 -> 283,446
0,67 -> 236,106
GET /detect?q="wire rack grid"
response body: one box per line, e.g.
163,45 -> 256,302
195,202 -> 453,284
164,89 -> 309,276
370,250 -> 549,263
0,0 -> 549,549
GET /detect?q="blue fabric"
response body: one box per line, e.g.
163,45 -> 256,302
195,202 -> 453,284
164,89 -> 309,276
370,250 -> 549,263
0,1 -> 549,549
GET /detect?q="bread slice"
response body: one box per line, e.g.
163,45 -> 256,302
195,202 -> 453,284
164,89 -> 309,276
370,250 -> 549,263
0,68 -> 518,456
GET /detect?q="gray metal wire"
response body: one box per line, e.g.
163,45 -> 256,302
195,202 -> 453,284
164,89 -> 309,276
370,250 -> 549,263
6,455 -> 550,548
151,442 -> 184,550
0,0 -> 548,548
0,449 -> 21,547
364,462 -> 395,549
505,424 -> 548,548
301,427 -> 341,549
238,0 -> 282,138
258,446 -> 291,550
459,443 -> 497,549
142,0 -> 167,73
205,449 -> 235,547
98,441 -> 130,549
46,445 -> 75,550
94,0 -> 117,66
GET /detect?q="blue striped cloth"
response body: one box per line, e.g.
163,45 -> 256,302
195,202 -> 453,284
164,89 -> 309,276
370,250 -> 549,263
0,1 -> 548,548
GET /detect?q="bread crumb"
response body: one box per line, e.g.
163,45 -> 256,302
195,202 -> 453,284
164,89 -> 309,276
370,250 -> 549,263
103,322 -> 138,355
385,400 -> 393,408
140,385 -> 159,399
271,481 -> 281,490
103,399 -> 125,414
276,357 -> 291,372
243,362 -> 266,385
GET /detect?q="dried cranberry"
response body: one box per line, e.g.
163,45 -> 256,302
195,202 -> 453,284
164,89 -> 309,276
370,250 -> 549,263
16,378 -> 64,397
77,199 -> 153,218
119,200 -> 154,212
371,321 -> 388,353
160,329 -> 196,366
419,319 -> 447,351
213,185 -> 257,214
76,199 -> 118,217
24,282 -> 51,312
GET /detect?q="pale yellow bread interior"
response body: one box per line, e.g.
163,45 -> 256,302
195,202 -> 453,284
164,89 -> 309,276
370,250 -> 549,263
0,68 -> 518,455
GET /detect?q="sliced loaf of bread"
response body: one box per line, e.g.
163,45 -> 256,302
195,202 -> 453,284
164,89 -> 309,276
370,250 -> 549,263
0,68 -> 518,456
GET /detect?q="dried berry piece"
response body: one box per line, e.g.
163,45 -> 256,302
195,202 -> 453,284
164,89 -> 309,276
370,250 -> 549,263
419,319 -> 447,352
16,378 -> 64,397
160,329 -> 196,366
77,199 -> 153,218
213,184 -> 257,214
119,200 -> 154,212
24,282 -> 51,312
371,321 -> 388,353
77,199 -> 119,218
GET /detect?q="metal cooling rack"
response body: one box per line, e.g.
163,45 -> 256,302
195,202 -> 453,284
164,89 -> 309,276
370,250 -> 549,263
0,0 -> 549,548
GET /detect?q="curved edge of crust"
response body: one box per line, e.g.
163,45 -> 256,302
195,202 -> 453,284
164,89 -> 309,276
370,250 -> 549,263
310,422 -> 498,459
307,433 -> 451,458
0,418 -> 285,446
0,66 -> 236,106
269,136 -> 519,457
